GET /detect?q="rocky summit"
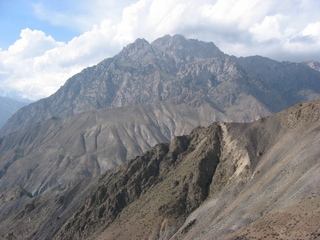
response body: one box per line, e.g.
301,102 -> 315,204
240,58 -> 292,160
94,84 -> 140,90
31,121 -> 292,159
0,100 -> 319,239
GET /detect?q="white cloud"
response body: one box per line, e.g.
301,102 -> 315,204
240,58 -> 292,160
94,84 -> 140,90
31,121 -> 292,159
303,22 -> 320,38
1,0 -> 320,100
249,14 -> 287,42
7,29 -> 62,57
280,21 -> 320,60
113,0 -> 150,44
0,28 -> 102,100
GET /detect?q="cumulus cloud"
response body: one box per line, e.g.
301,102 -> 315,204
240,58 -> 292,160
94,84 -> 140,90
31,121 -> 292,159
1,29 -> 79,100
1,0 -> 320,100
249,14 -> 286,42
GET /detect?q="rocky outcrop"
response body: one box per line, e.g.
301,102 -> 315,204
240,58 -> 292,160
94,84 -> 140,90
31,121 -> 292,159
0,186 -> 32,221
303,60 -> 320,72
0,178 -> 96,240
1,100 -> 319,239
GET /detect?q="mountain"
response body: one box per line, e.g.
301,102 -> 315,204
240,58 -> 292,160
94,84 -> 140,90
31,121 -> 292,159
3,34 -> 320,137
0,35 -> 225,136
1,34 -> 320,196
0,96 -> 28,128
1,99 -> 319,239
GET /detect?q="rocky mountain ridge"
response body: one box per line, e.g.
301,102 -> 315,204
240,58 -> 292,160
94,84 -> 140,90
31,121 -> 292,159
0,99 -> 319,239
2,35 -> 320,136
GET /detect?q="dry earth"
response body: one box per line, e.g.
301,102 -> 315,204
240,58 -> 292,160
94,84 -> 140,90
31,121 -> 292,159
0,100 -> 319,240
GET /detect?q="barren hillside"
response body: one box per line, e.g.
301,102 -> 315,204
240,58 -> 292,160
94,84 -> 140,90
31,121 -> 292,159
1,100 -> 319,240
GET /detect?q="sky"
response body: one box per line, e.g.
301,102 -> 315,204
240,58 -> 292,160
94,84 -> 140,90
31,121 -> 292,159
0,0 -> 320,100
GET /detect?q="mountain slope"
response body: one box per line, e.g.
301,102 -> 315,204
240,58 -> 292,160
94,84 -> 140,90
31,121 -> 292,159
234,56 -> 320,104
1,99 -> 319,240
3,35 -> 319,136
0,100 -> 232,195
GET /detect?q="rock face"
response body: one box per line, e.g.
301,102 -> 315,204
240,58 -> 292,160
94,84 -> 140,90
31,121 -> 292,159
234,56 -> 320,104
1,100 -> 319,240
2,35 -> 320,136
303,60 -> 320,72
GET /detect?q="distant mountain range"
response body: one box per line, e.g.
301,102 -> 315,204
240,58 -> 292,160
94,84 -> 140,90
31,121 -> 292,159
0,35 -> 320,196
1,99 -> 319,240
0,96 -> 29,128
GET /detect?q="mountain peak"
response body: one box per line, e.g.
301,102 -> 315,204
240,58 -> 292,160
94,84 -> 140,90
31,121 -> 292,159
130,38 -> 150,48
119,38 -> 150,56
151,34 -> 225,61
152,34 -> 188,45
